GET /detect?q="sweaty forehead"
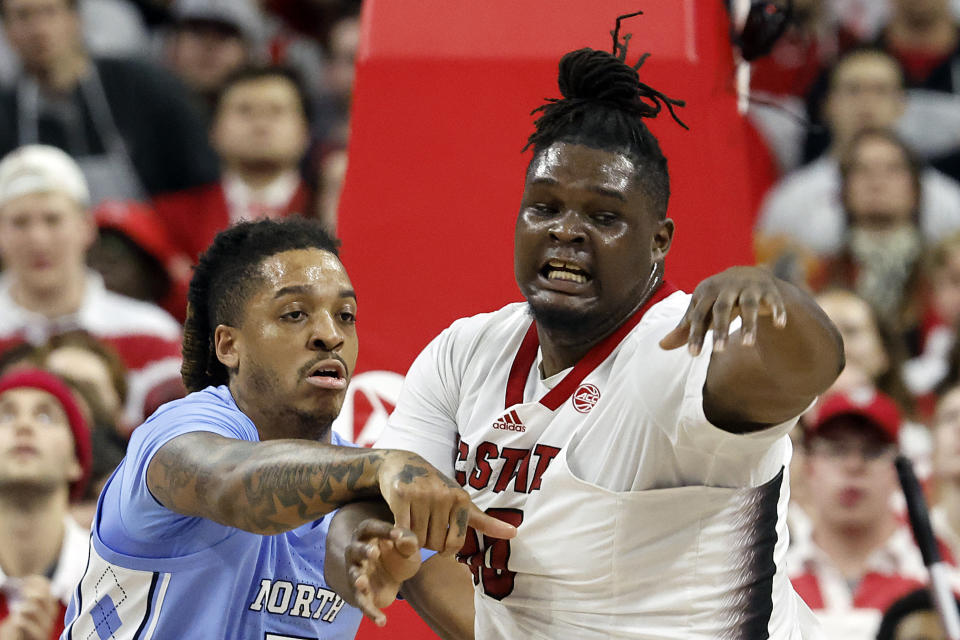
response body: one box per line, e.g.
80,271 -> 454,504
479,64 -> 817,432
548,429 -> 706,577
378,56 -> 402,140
528,142 -> 639,194
256,248 -> 350,293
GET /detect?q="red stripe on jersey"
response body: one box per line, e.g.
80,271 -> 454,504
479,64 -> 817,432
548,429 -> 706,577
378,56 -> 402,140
505,322 -> 540,407
504,281 -> 678,411
99,334 -> 181,371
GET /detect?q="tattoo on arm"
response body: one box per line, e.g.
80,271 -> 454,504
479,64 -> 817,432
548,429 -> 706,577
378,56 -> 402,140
148,433 -> 386,535
397,464 -> 429,484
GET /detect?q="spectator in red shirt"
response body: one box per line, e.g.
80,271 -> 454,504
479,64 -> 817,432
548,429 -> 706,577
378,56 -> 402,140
789,389 -> 933,640
0,369 -> 91,640
881,0 -> 958,90
89,199 -> 192,323
0,145 -> 183,427
153,65 -> 313,263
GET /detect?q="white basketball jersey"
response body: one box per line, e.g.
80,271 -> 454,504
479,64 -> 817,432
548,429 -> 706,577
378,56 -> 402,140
379,284 -> 823,639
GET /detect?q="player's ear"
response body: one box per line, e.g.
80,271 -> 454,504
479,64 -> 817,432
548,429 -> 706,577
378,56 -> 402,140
214,325 -> 240,370
651,218 -> 674,262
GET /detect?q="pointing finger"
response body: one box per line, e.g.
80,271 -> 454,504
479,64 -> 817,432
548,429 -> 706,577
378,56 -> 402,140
468,504 -> 517,539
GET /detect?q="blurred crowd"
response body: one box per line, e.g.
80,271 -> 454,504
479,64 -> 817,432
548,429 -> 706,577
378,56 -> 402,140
750,1 -> 960,638
5,0 -> 960,639
0,0 -> 358,637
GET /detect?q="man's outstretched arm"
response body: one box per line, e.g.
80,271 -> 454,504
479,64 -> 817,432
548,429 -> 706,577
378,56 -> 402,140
660,266 -> 844,432
147,432 -> 515,551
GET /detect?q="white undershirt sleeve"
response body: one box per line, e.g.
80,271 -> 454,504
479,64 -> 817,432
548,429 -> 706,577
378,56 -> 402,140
375,327 -> 463,477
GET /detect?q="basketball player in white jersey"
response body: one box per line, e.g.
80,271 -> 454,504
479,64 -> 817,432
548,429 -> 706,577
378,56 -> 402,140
325,20 -> 844,640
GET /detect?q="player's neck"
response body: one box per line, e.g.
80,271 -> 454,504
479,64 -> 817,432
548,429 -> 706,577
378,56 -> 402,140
813,515 -> 898,580
0,489 -> 68,578
9,269 -> 87,318
228,383 -> 332,442
537,278 -> 661,377
538,334 -> 597,378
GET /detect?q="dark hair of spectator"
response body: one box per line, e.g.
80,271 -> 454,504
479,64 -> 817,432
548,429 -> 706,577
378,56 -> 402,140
814,288 -> 916,417
875,588 -> 960,640
182,218 -> 341,392
523,12 -> 687,220
839,127 -> 923,227
213,65 -> 313,127
46,330 -> 129,407
827,45 -> 906,92
0,342 -> 42,375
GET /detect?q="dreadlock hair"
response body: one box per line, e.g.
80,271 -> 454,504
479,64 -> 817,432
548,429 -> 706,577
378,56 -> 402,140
524,12 -> 687,220
181,217 -> 340,392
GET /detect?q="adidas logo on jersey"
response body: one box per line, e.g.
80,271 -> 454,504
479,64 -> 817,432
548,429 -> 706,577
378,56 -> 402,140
493,409 -> 526,432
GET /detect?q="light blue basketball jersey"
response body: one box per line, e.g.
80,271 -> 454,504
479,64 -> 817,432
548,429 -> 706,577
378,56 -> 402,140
61,385 -> 364,640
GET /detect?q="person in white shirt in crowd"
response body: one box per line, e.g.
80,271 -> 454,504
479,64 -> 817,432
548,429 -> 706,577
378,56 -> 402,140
755,47 -> 960,257
819,128 -> 926,335
0,368 -> 91,640
153,65 -> 313,263
789,389 -> 933,640
0,145 -> 183,427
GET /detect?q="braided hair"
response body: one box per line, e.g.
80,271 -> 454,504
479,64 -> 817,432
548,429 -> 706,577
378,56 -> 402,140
181,218 -> 340,392
525,11 -> 687,219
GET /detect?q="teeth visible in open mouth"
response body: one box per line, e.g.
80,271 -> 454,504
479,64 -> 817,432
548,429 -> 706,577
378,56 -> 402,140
547,270 -> 587,283
544,259 -> 589,283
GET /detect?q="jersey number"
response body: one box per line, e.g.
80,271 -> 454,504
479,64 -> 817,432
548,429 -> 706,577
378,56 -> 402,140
457,508 -> 524,600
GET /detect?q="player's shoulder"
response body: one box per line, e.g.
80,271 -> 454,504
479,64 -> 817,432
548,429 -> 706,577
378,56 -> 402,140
635,289 -> 690,330
134,385 -> 256,443
437,301 -> 529,347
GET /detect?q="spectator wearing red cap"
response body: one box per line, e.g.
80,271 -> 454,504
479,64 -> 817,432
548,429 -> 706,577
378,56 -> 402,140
153,65 -> 314,264
89,200 -> 192,323
0,145 -> 184,427
789,388 -> 937,640
0,368 -> 91,640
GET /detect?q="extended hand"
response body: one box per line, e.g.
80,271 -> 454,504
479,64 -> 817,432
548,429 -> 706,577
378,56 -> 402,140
346,519 -> 421,626
659,266 -> 787,356
378,450 -> 516,554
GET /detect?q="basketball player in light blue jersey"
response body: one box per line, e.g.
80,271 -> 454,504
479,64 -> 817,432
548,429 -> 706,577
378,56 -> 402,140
61,218 -> 515,640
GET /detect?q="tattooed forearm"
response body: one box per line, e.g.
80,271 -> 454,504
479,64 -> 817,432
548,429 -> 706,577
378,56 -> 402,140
396,464 -> 429,484
147,432 -> 388,535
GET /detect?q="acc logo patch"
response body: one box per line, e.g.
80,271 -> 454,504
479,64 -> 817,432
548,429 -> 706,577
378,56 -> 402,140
572,383 -> 600,413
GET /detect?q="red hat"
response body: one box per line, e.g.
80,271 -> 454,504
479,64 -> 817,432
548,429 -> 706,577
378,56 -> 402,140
809,388 -> 902,444
0,369 -> 92,501
93,200 -> 179,268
